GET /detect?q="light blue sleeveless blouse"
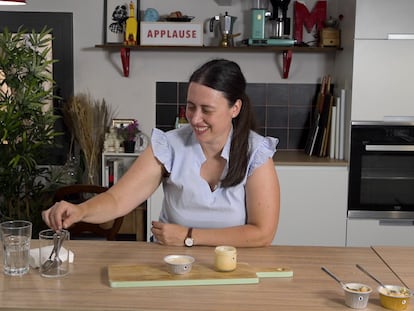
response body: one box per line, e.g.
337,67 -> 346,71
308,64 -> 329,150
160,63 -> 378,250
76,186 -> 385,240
151,125 -> 278,228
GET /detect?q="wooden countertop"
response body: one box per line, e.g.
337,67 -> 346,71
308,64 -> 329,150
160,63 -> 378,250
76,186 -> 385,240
0,241 -> 409,311
372,246 -> 414,290
274,151 -> 348,167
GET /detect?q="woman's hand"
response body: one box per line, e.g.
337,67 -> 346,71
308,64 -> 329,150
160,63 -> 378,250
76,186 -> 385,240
42,201 -> 83,231
151,221 -> 188,246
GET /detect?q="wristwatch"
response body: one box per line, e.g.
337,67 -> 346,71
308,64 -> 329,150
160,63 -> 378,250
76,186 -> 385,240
184,227 -> 194,247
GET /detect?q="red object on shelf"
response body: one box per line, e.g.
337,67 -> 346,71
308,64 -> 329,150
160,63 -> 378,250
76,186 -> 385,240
294,0 -> 326,43
120,47 -> 130,77
282,50 -> 293,79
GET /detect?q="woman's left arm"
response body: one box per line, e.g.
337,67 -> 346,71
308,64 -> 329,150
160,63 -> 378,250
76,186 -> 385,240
243,157 -> 280,246
152,158 -> 280,247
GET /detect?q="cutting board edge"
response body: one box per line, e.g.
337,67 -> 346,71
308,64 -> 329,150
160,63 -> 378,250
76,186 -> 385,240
109,277 -> 260,288
256,270 -> 293,278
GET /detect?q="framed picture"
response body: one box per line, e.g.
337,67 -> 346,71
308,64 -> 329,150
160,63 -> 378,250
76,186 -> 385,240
112,118 -> 135,129
104,0 -> 139,44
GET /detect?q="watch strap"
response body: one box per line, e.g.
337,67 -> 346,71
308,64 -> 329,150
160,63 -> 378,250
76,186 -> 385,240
186,227 -> 193,239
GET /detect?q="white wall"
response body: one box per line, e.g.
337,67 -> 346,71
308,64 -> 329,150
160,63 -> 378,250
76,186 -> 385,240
1,0 -> 339,136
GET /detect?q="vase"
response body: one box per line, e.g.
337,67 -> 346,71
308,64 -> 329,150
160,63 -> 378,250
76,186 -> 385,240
123,140 -> 136,153
63,155 -> 80,184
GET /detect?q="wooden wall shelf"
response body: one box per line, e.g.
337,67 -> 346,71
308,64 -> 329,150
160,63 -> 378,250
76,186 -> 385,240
94,44 -> 340,78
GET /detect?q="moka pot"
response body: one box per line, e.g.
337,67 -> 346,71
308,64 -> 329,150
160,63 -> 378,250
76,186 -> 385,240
209,12 -> 238,47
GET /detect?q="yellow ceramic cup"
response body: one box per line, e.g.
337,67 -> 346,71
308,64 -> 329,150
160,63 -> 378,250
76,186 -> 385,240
214,245 -> 237,272
378,285 -> 413,311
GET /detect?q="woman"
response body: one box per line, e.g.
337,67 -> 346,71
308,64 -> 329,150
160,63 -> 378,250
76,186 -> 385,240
43,59 -> 280,247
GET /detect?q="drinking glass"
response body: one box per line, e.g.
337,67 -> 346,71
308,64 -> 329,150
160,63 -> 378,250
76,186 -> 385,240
39,229 -> 70,278
0,220 -> 32,276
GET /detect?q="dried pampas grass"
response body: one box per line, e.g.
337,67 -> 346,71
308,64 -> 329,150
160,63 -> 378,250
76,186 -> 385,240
63,93 -> 115,184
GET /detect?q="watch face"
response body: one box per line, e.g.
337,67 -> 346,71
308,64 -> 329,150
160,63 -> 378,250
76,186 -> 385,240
185,237 -> 194,247
143,8 -> 159,22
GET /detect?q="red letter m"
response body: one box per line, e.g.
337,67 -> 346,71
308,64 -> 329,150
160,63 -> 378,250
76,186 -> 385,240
294,1 -> 326,43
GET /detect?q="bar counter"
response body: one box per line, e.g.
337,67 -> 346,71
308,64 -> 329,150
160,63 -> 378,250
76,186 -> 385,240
0,241 -> 411,311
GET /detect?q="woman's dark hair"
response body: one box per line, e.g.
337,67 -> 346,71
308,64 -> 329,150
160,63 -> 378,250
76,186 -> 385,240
189,59 -> 256,187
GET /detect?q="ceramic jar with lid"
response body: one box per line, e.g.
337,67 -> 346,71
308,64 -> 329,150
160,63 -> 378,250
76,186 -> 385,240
214,245 -> 237,272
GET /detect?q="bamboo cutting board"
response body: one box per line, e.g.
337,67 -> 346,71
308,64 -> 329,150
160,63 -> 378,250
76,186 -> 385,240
108,262 -> 293,288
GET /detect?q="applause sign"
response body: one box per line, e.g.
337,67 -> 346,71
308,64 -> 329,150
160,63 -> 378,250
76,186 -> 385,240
140,22 -> 203,46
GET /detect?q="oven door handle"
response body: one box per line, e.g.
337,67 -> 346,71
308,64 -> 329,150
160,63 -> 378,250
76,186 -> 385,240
365,145 -> 414,152
379,220 -> 414,226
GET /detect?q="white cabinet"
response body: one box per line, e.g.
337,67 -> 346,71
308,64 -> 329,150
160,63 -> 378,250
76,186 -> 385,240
347,219 -> 414,246
101,152 -> 140,186
147,186 -> 163,241
355,0 -> 414,39
101,152 -> 147,240
272,165 -> 348,246
351,0 -> 414,121
149,165 -> 349,245
351,39 -> 414,121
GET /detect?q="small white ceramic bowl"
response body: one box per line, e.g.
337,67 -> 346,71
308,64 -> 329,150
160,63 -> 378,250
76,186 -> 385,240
164,255 -> 195,275
343,282 -> 372,309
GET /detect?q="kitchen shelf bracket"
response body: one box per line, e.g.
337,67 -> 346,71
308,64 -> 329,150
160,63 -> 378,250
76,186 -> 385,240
282,50 -> 293,79
120,47 -> 130,77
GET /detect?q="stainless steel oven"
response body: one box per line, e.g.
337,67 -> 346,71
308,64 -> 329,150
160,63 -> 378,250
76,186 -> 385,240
348,121 -> 414,219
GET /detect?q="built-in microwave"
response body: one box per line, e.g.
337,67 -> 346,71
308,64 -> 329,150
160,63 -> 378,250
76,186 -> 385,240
348,121 -> 414,219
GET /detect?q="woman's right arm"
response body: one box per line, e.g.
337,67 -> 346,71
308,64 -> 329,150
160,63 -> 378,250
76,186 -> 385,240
42,145 -> 164,231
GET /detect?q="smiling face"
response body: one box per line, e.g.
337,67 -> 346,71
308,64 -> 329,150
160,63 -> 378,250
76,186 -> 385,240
186,82 -> 241,147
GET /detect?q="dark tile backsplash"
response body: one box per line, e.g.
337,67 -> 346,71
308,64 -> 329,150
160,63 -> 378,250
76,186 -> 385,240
156,82 -> 320,151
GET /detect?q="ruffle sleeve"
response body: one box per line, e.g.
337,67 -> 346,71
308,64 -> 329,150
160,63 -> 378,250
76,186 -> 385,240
247,136 -> 279,177
151,128 -> 173,173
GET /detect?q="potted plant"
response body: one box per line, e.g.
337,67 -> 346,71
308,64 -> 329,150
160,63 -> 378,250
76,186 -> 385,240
118,119 -> 140,153
0,26 -> 61,229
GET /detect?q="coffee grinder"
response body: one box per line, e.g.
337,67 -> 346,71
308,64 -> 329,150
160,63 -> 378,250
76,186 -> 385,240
247,0 -> 295,46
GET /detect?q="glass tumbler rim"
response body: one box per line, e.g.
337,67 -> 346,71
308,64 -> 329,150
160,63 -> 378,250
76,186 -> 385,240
39,228 -> 69,238
0,220 -> 32,229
